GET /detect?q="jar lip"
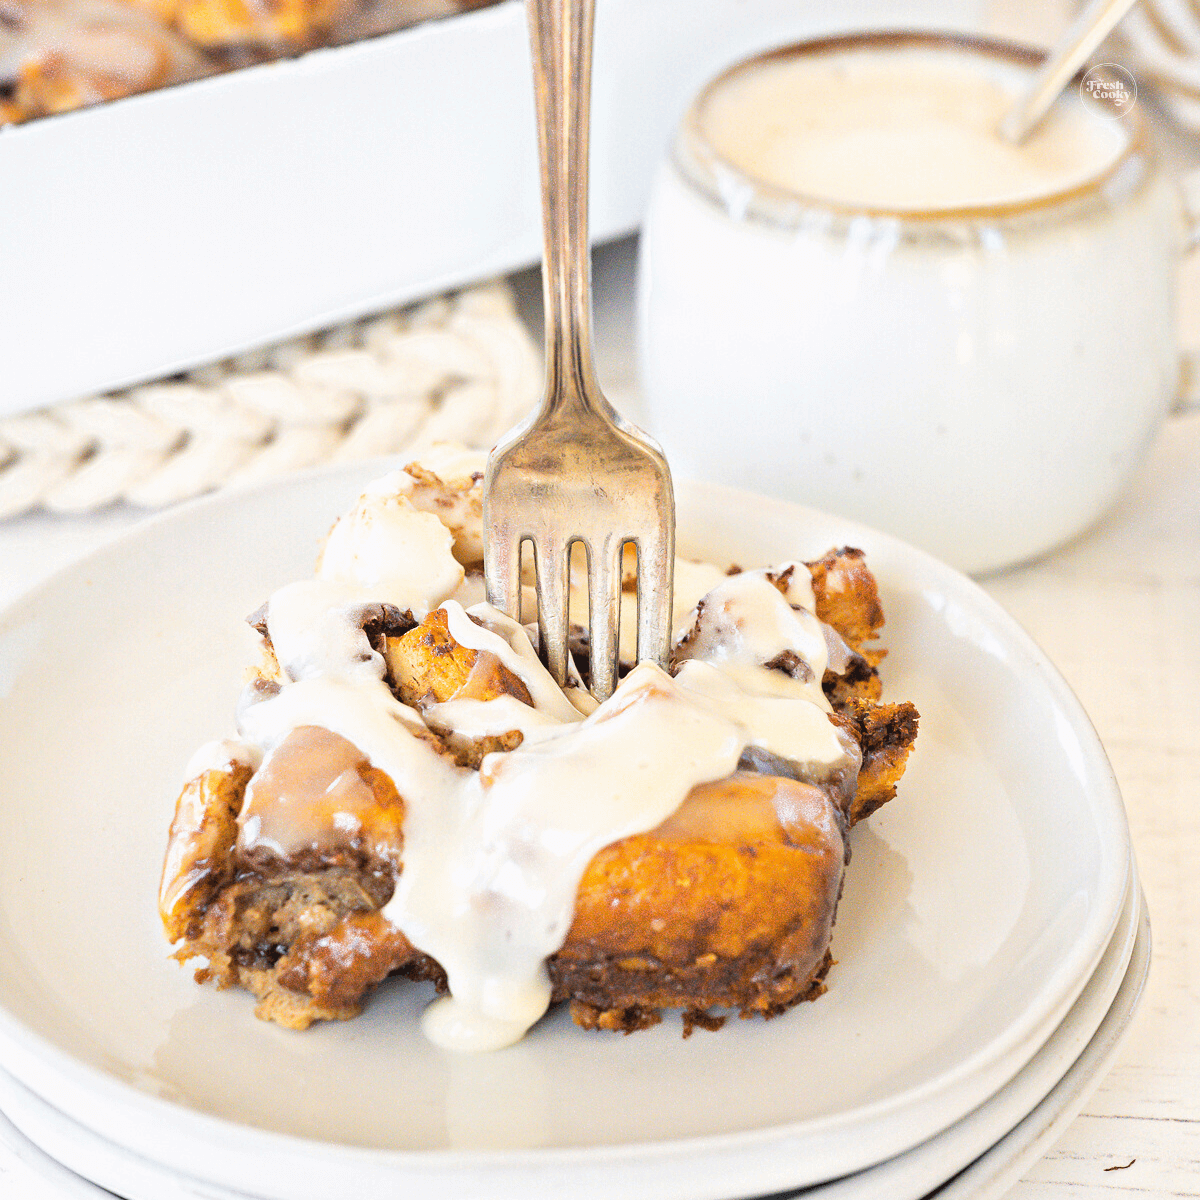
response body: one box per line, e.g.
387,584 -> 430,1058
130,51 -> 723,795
678,29 -> 1153,226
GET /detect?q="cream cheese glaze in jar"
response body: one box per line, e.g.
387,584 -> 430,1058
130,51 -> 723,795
637,33 -> 1186,574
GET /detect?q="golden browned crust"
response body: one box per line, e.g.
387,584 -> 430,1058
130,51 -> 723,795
565,952 -> 834,1036
164,751 -> 419,1028
808,547 -> 885,650
167,769 -> 850,1032
178,871 -> 419,1028
173,0 -> 353,49
842,698 -> 920,824
385,608 -> 530,710
159,761 -> 252,943
0,0 -> 214,127
553,774 -> 844,1030
383,608 -> 533,766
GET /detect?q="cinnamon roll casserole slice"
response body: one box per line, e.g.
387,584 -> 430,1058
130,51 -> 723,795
159,447 -> 918,1049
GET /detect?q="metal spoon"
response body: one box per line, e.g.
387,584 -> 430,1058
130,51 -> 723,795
998,0 -> 1140,144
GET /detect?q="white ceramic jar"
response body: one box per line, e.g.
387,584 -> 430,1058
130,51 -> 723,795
637,33 -> 1186,574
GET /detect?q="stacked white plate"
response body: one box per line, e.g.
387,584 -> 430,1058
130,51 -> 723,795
0,463 -> 1148,1200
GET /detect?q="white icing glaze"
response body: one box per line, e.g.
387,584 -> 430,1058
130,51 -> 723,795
673,659 -> 845,767
423,694 -> 572,744
446,572 -> 488,609
563,686 -> 600,716
700,48 -> 1126,211
237,675 -> 448,780
182,738 -> 261,783
316,489 -> 463,616
672,558 -> 735,632
266,580 -> 389,684
389,445 -> 488,488
218,461 -> 861,1051
238,726 -> 395,861
773,560 -> 818,611
675,567 -> 831,710
768,777 -> 844,850
441,601 -> 583,724
389,663 -> 748,1051
372,450 -> 488,566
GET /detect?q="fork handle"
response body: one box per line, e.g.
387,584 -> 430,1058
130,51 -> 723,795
527,0 -> 602,416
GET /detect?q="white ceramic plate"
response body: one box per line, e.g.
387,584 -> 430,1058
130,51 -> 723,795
0,873 -> 1147,1200
0,464 -> 1131,1199
928,890 -> 1150,1200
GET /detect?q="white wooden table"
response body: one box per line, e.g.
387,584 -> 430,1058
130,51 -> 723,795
985,408 -> 1200,1198
0,238 -> 1197,1197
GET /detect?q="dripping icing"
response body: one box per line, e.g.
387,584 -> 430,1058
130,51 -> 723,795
226,461 -> 860,1050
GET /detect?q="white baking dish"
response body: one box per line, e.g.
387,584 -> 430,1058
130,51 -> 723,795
0,0 -> 983,415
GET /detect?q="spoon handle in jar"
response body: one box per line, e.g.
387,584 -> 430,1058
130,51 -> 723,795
998,0 -> 1139,144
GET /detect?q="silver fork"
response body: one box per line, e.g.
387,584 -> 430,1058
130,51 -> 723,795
482,0 -> 675,702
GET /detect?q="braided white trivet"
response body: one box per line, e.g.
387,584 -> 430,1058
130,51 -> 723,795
1119,1 -> 1200,129
0,279 -> 541,518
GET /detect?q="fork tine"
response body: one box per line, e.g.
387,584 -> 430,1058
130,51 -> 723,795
484,525 -> 525,623
483,0 -> 676,698
533,538 -> 572,686
587,535 -> 624,702
636,527 -> 675,670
